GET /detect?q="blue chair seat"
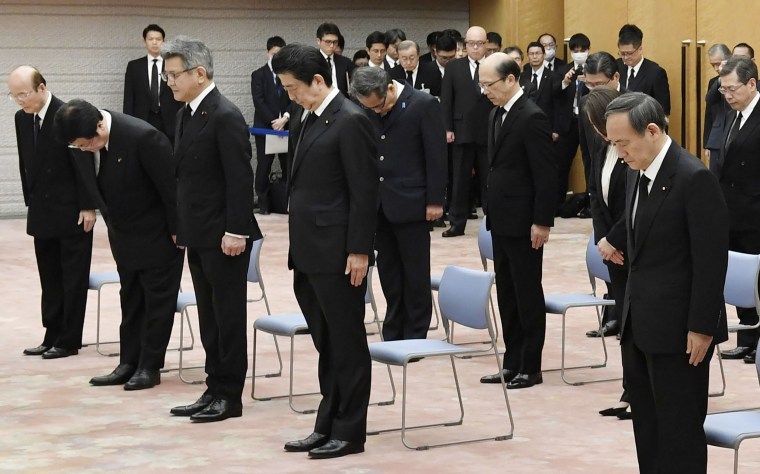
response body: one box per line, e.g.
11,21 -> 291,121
88,271 -> 120,289
705,411 -> 760,449
254,313 -> 310,336
545,294 -> 614,314
175,292 -> 197,311
430,274 -> 442,291
369,339 -> 480,365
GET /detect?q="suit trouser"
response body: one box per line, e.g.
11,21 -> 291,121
602,262 -> 628,326
449,143 -> 488,229
293,270 -> 371,443
375,209 -> 432,341
492,233 -> 546,373
621,322 -> 712,474
33,231 -> 93,349
253,134 -> 287,209
729,229 -> 760,347
117,250 -> 184,370
187,242 -> 251,401
555,116 -> 580,207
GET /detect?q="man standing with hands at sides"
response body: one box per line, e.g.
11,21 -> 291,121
273,44 -> 378,459
606,93 -> 728,473
123,24 -> 182,144
162,36 -> 261,422
476,53 -> 557,389
54,99 -> 184,391
351,67 -> 446,341
7,66 -> 96,359
316,22 -> 355,95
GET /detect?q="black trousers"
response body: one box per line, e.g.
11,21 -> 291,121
117,250 -> 184,370
492,233 -> 546,374
253,134 -> 287,210
33,231 -> 93,349
375,209 -> 432,341
293,269 -> 371,443
729,229 -> 760,347
449,143 -> 488,229
621,321 -> 712,474
187,242 -> 251,401
555,117 -> 580,207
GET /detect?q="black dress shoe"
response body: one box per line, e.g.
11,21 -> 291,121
190,398 -> 243,423
599,406 -> 628,417
480,369 -> 519,384
284,432 -> 329,452
720,346 -> 753,359
170,393 -> 215,416
586,320 -> 620,338
617,410 -> 632,420
41,347 -> 78,359
23,345 -> 50,356
308,439 -> 364,459
442,226 -> 464,238
90,364 -> 136,386
124,368 -> 160,391
577,207 -> 592,218
745,350 -> 757,364
506,372 -> 543,389
431,217 -> 447,228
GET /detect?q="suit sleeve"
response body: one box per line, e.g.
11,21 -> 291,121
440,65 -> 455,132
123,63 -> 134,116
704,78 -> 720,145
251,69 -> 278,126
137,128 -> 177,233
526,109 -> 557,227
654,66 -> 671,116
14,113 -> 30,206
580,111 -> 608,243
420,97 -> 447,206
217,107 -> 255,236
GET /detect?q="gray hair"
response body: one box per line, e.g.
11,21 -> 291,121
349,66 -> 392,99
160,35 -> 214,79
397,40 -> 419,54
708,43 -> 731,60
720,55 -> 758,83
605,92 -> 666,135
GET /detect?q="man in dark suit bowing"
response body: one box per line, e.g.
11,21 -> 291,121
520,41 -> 554,122
54,99 -> 184,391
616,24 -> 671,117
477,53 -> 557,389
607,93 -> 728,473
273,44 -> 378,459
315,22 -> 355,96
161,36 -> 262,422
389,40 -> 443,97
351,67 -> 446,341
7,66 -> 97,359
123,24 -> 182,143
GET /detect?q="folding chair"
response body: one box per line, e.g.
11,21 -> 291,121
87,271 -> 121,356
543,234 -> 619,385
367,265 -> 514,450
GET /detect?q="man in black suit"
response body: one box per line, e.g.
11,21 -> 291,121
419,31 -> 440,65
539,33 -> 566,73
520,41 -> 554,122
440,26 -> 493,237
161,36 -> 262,423
477,53 -> 557,389
616,24 -> 671,116
123,24 -> 182,144
704,43 -> 732,175
485,32 -> 502,57
273,44 -> 378,459
351,67 -> 446,341
7,66 -> 96,359
389,40 -> 443,97
384,28 -> 406,70
366,31 -> 392,72
733,42 -> 755,60
55,99 -> 184,391
316,22 -> 355,96
717,56 -> 760,364
251,35 -> 291,215
607,92 -> 728,474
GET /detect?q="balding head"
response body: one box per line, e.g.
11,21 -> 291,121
465,26 -> 488,61
7,65 -> 48,114
479,52 -> 521,106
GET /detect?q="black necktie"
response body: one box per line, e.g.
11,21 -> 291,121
493,107 -> 505,144
628,67 -> 635,86
634,174 -> 650,233
546,62 -> 552,72
726,111 -> 743,149
274,73 -> 282,97
530,72 -> 538,97
180,105 -> 192,138
150,59 -> 160,113
33,114 -> 41,148
326,56 -> 333,75
406,70 -> 414,85
473,60 -> 480,88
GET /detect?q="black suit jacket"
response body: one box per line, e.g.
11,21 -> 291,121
362,85 -> 446,223
621,142 -> 728,352
719,102 -> 760,231
485,94 -> 557,236
389,63 -> 443,97
329,54 -> 355,95
15,94 -> 96,239
704,76 -> 731,150
519,67 -> 554,123
440,57 -> 492,144
287,93 -> 378,274
617,58 -> 671,115
123,56 -> 183,140
73,112 -> 180,271
174,87 -> 261,248
251,62 -> 291,128
552,62 -> 588,135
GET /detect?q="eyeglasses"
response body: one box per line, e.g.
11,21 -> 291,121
527,51 -> 544,57
619,46 -> 641,58
160,66 -> 199,82
437,53 -> 455,63
67,137 -> 96,150
7,90 -> 35,102
465,41 -> 486,48
320,39 -> 339,46
359,95 -> 387,111
585,78 -> 611,89
479,77 -> 505,90
719,83 -> 747,95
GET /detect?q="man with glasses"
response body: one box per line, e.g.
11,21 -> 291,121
6,66 -> 96,360
440,26 -> 493,237
384,28 -> 407,70
485,32 -> 502,57
520,41 -> 554,121
316,22 -> 354,95
365,31 -> 392,72
717,55 -> 760,365
537,33 -> 565,73
616,24 -> 670,116
704,44 -> 732,176
390,40 -> 442,97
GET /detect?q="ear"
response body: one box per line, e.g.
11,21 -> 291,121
646,123 -> 661,137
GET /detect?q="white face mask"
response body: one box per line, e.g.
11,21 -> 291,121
544,48 -> 556,61
571,51 -> 588,65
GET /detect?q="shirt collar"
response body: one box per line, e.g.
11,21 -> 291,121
100,109 -> 112,151
630,56 -> 644,74
531,65 -> 545,76
147,54 -> 163,64
642,136 -> 672,183
740,90 -> 760,117
313,87 -> 340,117
505,87 -> 524,113
187,82 -> 216,114
320,50 -> 332,62
469,56 -> 481,68
37,91 -> 52,122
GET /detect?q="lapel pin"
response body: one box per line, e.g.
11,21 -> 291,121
201,111 -> 208,116
325,119 -> 329,125
402,102 -> 406,109
117,157 -> 123,163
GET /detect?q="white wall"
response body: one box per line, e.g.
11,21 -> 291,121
0,0 -> 468,216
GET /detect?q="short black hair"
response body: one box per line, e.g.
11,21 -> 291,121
143,24 -> 165,40
435,34 -> 456,53
54,99 -> 102,144
266,36 -> 286,51
426,31 -> 442,47
272,43 -> 332,88
486,32 -> 502,48
495,55 -> 522,81
316,22 -> 341,39
526,41 -> 544,54
503,46 -> 523,60
734,42 -> 756,59
584,51 -> 618,78
569,33 -> 591,51
440,29 -> 462,41
618,24 -> 643,48
385,28 -> 407,44
537,33 -> 557,45
366,31 -> 388,49
338,34 -> 345,50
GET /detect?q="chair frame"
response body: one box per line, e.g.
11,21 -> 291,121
86,271 -> 121,356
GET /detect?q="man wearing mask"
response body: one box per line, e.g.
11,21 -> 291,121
539,33 -> 566,73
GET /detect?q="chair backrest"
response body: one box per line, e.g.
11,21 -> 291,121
438,266 -> 495,330
246,236 -> 265,284
586,233 -> 611,290
723,251 -> 760,312
478,219 -> 494,271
